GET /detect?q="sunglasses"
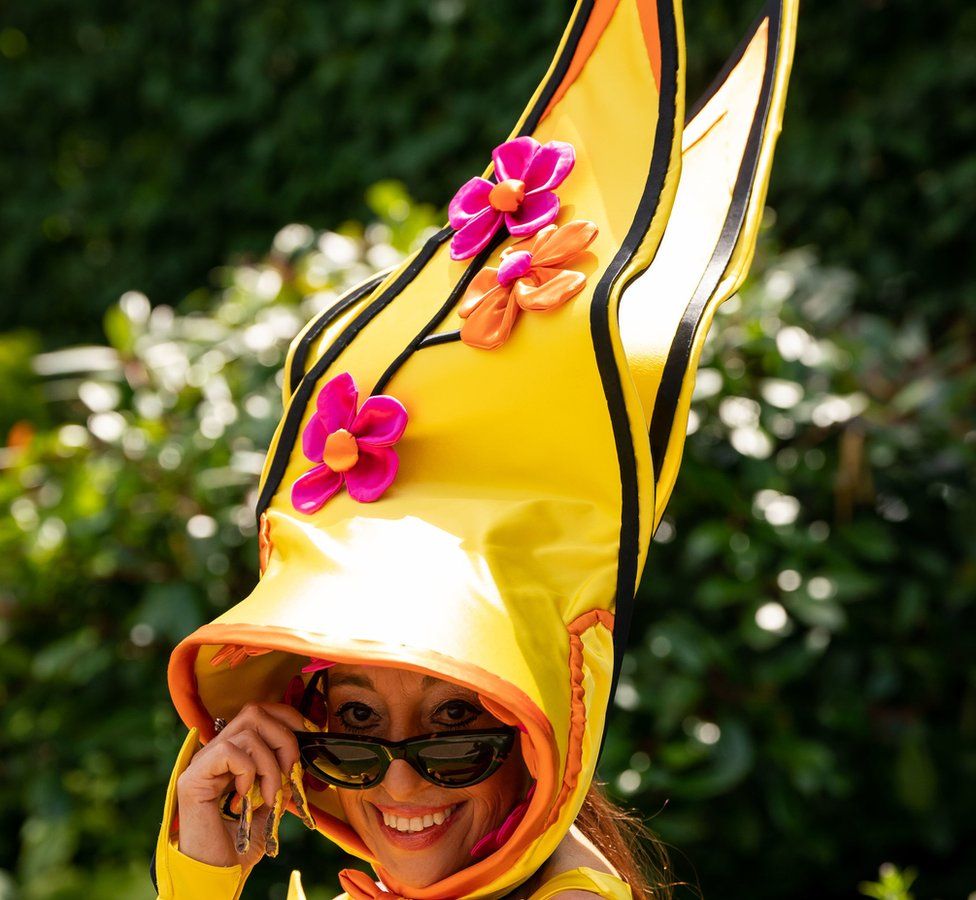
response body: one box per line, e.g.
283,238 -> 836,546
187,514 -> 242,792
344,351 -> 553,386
293,667 -> 517,789
294,727 -> 518,789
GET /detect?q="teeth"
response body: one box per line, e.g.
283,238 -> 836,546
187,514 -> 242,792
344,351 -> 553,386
382,806 -> 455,833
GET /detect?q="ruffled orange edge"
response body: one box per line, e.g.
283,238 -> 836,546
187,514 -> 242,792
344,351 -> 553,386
545,609 -> 614,829
167,623 -> 561,900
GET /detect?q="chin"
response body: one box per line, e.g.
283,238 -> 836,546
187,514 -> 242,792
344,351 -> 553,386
359,798 -> 477,887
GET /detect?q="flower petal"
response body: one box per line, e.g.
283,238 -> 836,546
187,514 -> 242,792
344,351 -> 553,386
448,177 -> 494,228
450,211 -> 502,259
513,268 -> 587,311
301,413 -> 327,462
458,269 -> 504,318
505,191 -> 560,237
492,136 -> 539,182
523,140 -> 576,193
350,395 -> 408,447
525,224 -> 559,257
460,286 -> 520,350
315,372 -> 358,434
530,219 -> 598,267
345,445 -> 399,502
291,463 -> 344,514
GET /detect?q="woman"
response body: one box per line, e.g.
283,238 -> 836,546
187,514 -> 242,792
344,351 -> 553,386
171,664 -> 663,898
152,0 -> 796,896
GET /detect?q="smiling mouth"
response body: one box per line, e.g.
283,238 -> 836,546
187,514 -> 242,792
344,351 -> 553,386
379,804 -> 458,833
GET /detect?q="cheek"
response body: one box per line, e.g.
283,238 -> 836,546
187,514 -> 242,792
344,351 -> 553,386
337,790 -> 373,837
460,759 -> 528,832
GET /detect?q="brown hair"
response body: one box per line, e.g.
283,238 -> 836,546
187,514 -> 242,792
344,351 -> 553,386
574,782 -> 674,900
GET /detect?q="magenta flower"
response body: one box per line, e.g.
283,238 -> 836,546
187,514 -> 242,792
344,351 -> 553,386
447,136 -> 576,260
291,372 -> 407,513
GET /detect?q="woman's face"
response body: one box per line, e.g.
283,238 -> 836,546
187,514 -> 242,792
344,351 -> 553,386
326,664 -> 530,887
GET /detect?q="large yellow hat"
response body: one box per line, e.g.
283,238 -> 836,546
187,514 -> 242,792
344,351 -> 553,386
164,1 -> 797,897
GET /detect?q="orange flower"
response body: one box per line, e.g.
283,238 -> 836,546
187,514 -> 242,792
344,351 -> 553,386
457,219 -> 598,350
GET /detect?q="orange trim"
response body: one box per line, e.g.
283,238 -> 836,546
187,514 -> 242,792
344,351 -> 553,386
544,610 -> 614,829
639,0 -> 663,90
540,0 -> 618,123
539,0 -> 662,124
568,608 -> 614,638
258,512 -> 272,576
339,868 -> 404,900
167,622 -> 558,900
209,644 -> 273,669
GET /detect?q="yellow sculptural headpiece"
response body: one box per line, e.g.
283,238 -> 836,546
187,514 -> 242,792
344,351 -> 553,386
164,1 -> 798,897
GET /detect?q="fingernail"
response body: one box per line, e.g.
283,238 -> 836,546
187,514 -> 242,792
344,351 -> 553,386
289,762 -> 316,830
229,792 -> 243,816
236,783 -> 261,854
264,788 -> 284,857
301,717 -> 322,732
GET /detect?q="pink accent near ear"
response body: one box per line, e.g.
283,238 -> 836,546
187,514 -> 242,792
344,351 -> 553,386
468,783 -> 537,859
301,658 -> 336,673
282,675 -> 305,707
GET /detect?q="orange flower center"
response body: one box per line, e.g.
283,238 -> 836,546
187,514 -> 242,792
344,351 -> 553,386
323,428 -> 359,472
488,179 -> 526,212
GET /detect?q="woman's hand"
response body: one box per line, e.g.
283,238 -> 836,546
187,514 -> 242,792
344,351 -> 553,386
175,701 -> 309,870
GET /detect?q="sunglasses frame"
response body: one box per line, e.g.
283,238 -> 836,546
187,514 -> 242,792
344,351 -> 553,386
294,727 -> 518,790
294,669 -> 518,789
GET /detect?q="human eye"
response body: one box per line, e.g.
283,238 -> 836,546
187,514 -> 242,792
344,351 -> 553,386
335,701 -> 380,732
431,699 -> 483,730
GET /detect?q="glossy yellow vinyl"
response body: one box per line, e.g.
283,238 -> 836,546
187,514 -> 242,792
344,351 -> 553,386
156,1 -> 797,898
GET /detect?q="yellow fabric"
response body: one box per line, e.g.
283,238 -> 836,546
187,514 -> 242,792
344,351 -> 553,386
157,1 -> 797,898
154,728 -> 246,900
528,867 -> 632,900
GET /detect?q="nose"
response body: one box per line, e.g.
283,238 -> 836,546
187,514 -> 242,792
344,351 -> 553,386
381,758 -> 429,800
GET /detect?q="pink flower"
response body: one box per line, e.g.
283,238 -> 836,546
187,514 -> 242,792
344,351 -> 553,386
448,136 -> 576,260
291,372 -> 407,513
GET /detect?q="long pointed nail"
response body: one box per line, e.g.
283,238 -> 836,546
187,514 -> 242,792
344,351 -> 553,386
289,762 -> 316,830
235,783 -> 261,854
264,788 -> 284,857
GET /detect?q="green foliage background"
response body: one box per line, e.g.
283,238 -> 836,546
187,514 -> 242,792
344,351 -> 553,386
1,1 -> 974,899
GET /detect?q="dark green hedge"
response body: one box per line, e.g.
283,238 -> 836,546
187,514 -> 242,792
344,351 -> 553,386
2,2 -> 974,342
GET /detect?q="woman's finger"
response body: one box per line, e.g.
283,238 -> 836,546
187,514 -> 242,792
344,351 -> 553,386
216,702 -> 309,776
237,700 -> 308,733
181,740 -> 256,803
227,728 -> 286,808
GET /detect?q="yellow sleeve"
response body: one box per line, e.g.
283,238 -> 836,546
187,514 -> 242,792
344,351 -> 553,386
529,867 -> 633,900
153,727 -> 248,900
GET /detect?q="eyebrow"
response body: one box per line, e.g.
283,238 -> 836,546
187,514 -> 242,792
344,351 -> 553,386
328,673 -> 375,689
327,673 -> 472,694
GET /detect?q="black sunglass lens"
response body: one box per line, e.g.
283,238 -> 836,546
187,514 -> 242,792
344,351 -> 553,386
417,740 -> 499,786
304,743 -> 385,786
